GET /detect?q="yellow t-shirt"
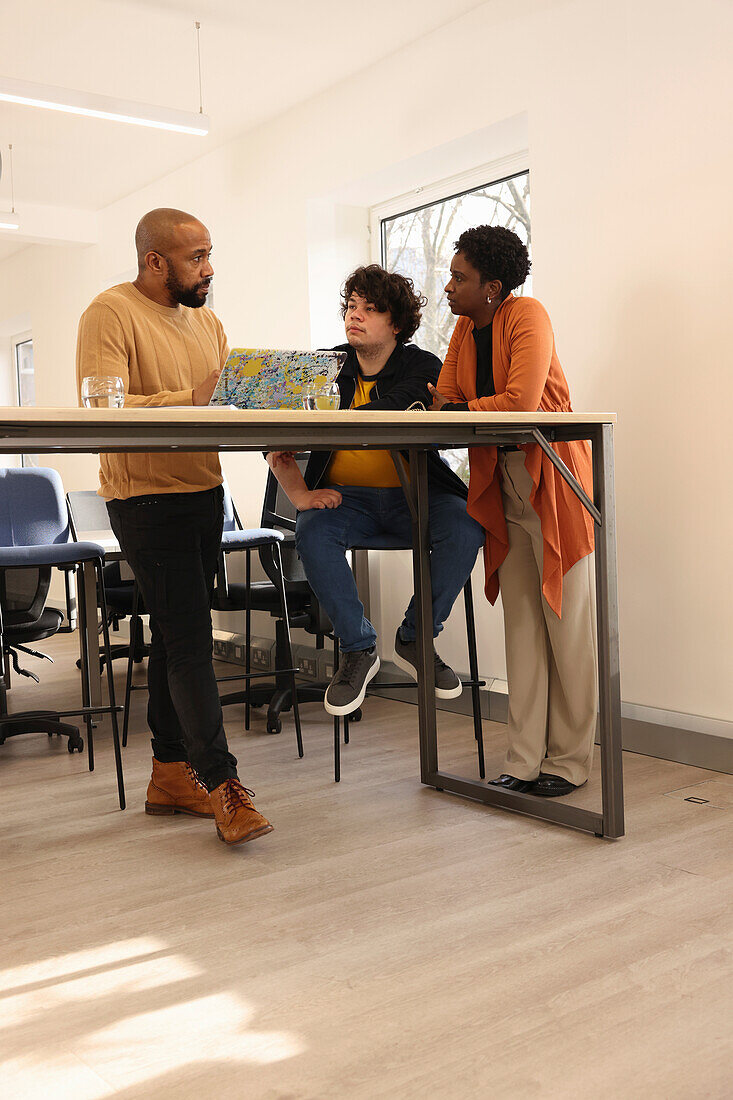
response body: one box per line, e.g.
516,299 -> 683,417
326,375 -> 402,487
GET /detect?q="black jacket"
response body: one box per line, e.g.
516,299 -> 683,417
303,342 -> 468,499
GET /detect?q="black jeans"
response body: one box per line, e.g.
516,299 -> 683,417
107,485 -> 238,791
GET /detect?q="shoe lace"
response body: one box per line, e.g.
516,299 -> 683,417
434,652 -> 450,672
221,780 -> 256,813
183,763 -> 209,794
335,650 -> 370,689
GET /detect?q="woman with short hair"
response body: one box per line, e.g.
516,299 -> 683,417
429,226 -> 597,797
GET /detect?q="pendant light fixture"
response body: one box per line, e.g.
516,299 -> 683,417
0,22 -> 208,137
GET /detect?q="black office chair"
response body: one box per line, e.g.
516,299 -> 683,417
217,465 -> 333,736
255,463 -> 486,782
0,563 -> 82,748
67,491 -> 149,671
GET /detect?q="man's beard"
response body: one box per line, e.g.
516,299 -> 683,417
348,335 -> 382,360
164,263 -> 210,308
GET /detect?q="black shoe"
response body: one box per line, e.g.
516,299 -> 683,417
324,647 -> 380,716
532,773 -> 579,797
488,773 -> 535,793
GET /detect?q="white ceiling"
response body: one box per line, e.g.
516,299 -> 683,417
0,240 -> 23,262
0,0 -> 485,261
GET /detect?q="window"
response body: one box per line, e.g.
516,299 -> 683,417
15,336 -> 35,407
381,169 -> 531,361
13,334 -> 37,467
378,168 -> 531,482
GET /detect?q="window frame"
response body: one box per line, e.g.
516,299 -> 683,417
12,330 -> 34,407
11,330 -> 36,467
368,150 -> 529,265
369,154 -> 530,487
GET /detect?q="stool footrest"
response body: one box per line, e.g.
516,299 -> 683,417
216,667 -> 298,684
371,678 -> 486,691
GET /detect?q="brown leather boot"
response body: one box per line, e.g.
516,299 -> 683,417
210,779 -> 274,845
145,759 -> 214,818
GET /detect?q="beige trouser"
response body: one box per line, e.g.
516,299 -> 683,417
497,451 -> 598,786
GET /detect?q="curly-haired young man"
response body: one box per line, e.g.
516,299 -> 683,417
430,225 -> 597,798
268,264 -> 485,716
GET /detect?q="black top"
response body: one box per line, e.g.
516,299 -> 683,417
443,323 -> 494,411
302,341 -> 468,499
330,341 -> 441,412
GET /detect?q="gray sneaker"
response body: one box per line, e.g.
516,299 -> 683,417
393,630 -> 462,700
324,647 -> 380,716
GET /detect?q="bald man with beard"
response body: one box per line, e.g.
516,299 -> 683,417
76,208 -> 273,846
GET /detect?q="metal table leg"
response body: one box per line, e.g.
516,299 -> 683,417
401,442 -> 619,839
407,449 -> 439,783
81,559 -> 103,709
593,424 -> 625,838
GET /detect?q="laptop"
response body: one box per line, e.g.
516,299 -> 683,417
209,348 -> 346,410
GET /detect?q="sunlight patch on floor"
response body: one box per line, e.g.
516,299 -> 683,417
1,938 -> 304,1096
84,992 -> 305,1079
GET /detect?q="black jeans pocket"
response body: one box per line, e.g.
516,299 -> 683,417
137,549 -> 210,618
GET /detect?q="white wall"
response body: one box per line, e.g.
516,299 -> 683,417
0,0 -> 731,725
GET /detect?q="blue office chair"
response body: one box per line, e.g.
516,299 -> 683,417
0,468 -> 125,809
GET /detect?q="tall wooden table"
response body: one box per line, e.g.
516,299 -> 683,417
0,407 -> 622,838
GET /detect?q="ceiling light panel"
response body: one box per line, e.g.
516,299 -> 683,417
0,76 -> 209,136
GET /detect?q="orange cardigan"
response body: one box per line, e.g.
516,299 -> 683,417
437,294 -> 594,617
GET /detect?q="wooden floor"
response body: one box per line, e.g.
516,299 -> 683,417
1,635 -> 732,1099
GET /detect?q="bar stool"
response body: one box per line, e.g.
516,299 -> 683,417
256,466 -> 485,782
332,534 -> 485,783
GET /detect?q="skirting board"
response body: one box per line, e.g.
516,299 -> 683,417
49,599 -> 732,777
370,661 -> 733,776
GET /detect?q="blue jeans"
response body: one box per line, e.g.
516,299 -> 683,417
295,486 -> 485,652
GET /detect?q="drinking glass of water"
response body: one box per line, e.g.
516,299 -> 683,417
81,376 -> 125,409
302,381 -> 340,411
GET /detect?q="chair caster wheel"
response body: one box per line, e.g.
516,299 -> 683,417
266,718 -> 282,735
349,708 -> 362,722
68,737 -> 84,754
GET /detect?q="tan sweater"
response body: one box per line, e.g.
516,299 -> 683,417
76,282 -> 228,499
